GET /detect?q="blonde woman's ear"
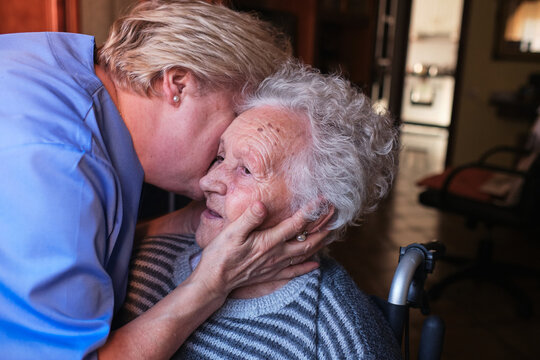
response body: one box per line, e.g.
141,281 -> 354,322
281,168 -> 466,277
161,69 -> 190,105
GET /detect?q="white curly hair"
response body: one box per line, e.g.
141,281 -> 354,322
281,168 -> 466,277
241,62 -> 400,242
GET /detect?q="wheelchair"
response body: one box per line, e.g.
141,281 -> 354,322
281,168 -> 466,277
372,242 -> 446,360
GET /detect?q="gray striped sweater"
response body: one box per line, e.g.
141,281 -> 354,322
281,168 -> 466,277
117,234 -> 401,359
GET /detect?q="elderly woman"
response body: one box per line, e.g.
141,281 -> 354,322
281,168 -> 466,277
119,62 -> 401,359
0,2 -> 328,359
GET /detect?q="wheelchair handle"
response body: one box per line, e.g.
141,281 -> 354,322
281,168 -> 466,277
388,242 -> 445,306
388,248 -> 424,305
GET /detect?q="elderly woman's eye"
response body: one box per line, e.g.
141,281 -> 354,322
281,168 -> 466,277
240,166 -> 251,175
209,155 -> 224,169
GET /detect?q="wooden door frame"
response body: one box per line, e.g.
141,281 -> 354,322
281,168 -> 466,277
445,0 -> 471,167
45,0 -> 79,32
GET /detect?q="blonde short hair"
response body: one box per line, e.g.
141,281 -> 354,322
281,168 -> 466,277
98,0 -> 292,96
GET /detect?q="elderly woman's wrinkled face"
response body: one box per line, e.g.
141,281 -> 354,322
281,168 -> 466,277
196,106 -> 309,248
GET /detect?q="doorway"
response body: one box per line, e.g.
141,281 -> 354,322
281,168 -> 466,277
372,0 -> 467,178
401,0 -> 465,176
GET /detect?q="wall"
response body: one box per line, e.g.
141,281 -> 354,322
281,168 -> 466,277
450,0 -> 539,165
79,0 -> 136,46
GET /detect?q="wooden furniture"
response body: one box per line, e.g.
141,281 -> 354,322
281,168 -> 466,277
0,0 -> 79,34
230,0 -> 377,92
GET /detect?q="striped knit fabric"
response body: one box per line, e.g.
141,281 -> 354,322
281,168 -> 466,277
117,234 -> 401,359
115,234 -> 195,325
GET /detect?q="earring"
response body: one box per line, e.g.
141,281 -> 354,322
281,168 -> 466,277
173,95 -> 180,103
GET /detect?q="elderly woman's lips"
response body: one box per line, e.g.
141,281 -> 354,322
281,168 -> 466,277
203,208 -> 222,219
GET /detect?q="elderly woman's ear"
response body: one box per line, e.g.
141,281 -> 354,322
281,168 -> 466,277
305,204 -> 335,234
161,68 -> 191,105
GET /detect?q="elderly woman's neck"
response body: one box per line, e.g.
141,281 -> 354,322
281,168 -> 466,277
229,279 -> 290,299
226,252 -> 322,299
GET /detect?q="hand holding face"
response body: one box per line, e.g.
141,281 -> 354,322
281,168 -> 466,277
191,201 -> 330,298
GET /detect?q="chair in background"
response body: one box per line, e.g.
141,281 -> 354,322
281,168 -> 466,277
416,118 -> 540,317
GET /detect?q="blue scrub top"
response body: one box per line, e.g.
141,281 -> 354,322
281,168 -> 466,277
0,32 -> 144,359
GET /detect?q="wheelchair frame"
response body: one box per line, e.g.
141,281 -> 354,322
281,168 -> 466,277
372,242 -> 446,360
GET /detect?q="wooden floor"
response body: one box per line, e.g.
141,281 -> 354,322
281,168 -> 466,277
328,147 -> 540,360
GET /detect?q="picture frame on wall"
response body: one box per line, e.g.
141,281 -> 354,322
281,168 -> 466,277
493,0 -> 540,61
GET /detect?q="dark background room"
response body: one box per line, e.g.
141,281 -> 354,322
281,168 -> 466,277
2,0 -> 539,359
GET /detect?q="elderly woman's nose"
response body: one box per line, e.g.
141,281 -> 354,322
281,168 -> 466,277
200,169 -> 226,194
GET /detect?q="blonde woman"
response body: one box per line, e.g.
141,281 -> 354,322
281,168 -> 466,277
0,1 -> 327,359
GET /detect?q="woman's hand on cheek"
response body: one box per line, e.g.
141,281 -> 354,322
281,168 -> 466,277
192,201 -> 330,297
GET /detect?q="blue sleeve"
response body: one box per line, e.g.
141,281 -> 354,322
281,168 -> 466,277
0,142 -> 120,359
